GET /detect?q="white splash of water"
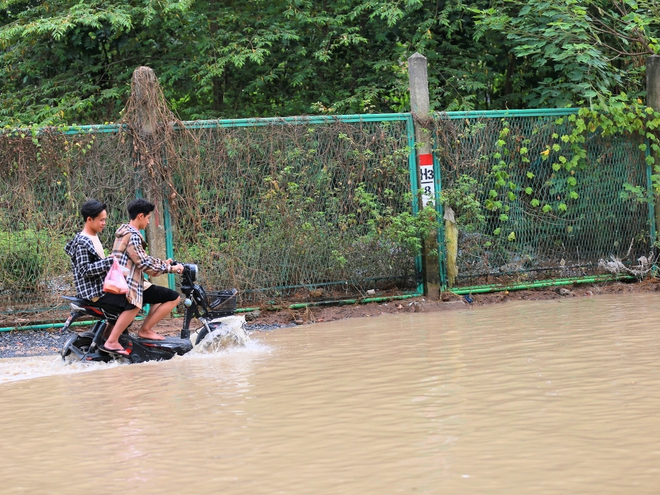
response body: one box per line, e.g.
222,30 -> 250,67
0,316 -> 259,385
0,355 -> 122,384
190,315 -> 249,354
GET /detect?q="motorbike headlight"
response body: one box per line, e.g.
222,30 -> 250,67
184,263 -> 198,282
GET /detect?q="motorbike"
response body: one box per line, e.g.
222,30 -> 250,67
60,263 -> 239,363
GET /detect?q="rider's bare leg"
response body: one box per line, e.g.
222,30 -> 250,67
103,322 -> 114,339
137,297 -> 180,340
104,307 -> 140,351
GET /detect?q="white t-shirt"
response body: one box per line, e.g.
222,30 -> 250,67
81,232 -> 105,258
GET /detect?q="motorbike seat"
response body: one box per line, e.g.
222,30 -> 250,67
62,295 -> 122,322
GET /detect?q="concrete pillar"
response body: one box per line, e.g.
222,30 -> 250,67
408,52 -> 432,155
408,52 -> 440,297
647,55 -> 660,242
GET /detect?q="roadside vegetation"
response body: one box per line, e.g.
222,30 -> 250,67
1,0 -> 659,126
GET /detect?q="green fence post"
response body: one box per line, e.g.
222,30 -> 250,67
645,139 -> 657,249
406,114 -> 424,295
163,200 -> 175,290
433,154 -> 447,290
647,55 -> 660,250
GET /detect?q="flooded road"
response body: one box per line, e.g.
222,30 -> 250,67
1,293 -> 659,494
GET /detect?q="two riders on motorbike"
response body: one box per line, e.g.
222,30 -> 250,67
64,198 -> 184,356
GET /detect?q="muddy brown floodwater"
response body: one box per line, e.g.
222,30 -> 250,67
0,292 -> 659,494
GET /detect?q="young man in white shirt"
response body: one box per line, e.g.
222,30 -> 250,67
64,199 -> 139,356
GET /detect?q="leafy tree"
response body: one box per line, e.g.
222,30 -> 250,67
2,0 -> 660,126
475,0 -> 660,107
0,0 -> 500,124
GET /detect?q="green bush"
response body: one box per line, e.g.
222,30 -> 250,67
0,230 -> 49,291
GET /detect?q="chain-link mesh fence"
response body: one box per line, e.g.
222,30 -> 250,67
1,107 -> 655,327
168,117 -> 420,303
431,110 -> 652,288
0,128 -> 136,325
0,116 -> 421,326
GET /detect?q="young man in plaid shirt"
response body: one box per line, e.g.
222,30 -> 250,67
105,198 -> 184,351
64,200 -> 139,356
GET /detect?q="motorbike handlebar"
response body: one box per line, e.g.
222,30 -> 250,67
171,261 -> 198,282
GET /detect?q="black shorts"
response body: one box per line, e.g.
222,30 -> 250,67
143,285 -> 180,305
96,292 -> 136,311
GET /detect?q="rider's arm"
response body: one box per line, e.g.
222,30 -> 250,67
125,233 -> 174,277
76,242 -> 114,279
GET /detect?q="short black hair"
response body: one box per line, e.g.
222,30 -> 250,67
80,199 -> 107,222
127,198 -> 155,220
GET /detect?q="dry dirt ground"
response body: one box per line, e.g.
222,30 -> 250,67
155,278 -> 660,335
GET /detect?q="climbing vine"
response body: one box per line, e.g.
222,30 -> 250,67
432,99 -> 660,287
478,96 -> 660,242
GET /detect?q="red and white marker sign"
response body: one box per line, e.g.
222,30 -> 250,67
418,153 -> 435,207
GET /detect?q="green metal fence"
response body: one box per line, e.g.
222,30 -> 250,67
0,128 -> 136,326
431,109 -> 653,290
0,107 -> 655,328
167,114 -> 423,301
0,115 -> 422,327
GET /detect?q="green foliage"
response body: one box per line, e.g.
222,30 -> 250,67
355,184 -> 438,257
474,0 -> 660,107
439,174 -> 486,231
473,99 -> 660,245
10,0 -> 643,125
2,0 -> 495,125
0,230 -> 47,291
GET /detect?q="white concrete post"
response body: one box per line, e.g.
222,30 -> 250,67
408,53 -> 440,296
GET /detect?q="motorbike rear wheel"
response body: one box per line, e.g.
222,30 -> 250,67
61,333 -> 88,358
61,332 -> 109,362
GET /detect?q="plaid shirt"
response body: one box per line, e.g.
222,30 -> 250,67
112,224 -> 174,309
64,233 -> 114,301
